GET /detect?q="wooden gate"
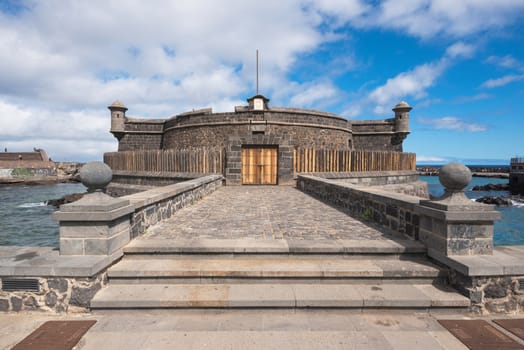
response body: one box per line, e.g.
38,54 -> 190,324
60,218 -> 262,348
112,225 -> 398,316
241,147 -> 278,185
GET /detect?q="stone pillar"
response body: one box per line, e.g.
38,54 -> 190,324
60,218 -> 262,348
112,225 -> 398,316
416,163 -> 500,256
53,162 -> 134,256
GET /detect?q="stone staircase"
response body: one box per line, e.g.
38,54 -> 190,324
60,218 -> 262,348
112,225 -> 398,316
90,238 -> 470,311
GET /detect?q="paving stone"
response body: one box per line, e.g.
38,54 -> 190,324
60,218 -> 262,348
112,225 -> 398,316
139,187 -> 399,242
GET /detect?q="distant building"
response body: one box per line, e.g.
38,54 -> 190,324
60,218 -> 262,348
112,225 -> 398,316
510,157 -> 524,195
0,149 -> 53,167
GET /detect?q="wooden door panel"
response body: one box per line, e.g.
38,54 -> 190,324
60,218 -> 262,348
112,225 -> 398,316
242,147 -> 277,185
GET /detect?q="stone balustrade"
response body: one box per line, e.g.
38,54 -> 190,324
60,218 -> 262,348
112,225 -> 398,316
0,163 -> 222,313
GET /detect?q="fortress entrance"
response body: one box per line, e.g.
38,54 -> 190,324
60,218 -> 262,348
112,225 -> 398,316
241,146 -> 278,185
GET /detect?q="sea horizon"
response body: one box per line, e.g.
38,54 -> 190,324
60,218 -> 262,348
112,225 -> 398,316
417,163 -> 510,169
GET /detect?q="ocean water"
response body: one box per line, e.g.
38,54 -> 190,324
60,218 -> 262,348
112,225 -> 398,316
0,183 -> 86,247
0,177 -> 522,247
420,176 -> 524,246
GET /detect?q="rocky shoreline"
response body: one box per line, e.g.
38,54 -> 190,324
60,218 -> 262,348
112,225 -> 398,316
475,195 -> 524,206
0,162 -> 83,185
417,166 -> 509,178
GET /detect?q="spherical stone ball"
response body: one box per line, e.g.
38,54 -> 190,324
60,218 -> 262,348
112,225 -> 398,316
439,162 -> 472,191
79,161 -> 112,191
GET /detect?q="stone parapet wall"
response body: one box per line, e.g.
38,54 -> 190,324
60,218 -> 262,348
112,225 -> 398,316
307,171 -> 420,185
163,109 -> 349,130
111,171 -> 203,186
1,174 -> 224,313
297,175 -> 421,239
124,175 -> 223,238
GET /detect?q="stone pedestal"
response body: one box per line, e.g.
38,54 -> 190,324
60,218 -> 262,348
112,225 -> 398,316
416,163 -> 501,256
52,162 -> 135,256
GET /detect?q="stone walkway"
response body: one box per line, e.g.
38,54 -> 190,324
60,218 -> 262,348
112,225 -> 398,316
1,310 -> 472,350
141,186 -> 393,241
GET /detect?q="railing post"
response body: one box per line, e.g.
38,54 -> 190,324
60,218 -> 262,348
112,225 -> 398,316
53,162 -> 134,256
416,163 -> 501,257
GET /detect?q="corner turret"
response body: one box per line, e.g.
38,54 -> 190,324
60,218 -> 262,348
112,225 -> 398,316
393,101 -> 411,134
109,100 -> 128,140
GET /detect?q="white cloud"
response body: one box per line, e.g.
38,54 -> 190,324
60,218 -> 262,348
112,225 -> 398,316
306,0 -> 370,26
368,61 -> 446,115
486,55 -> 521,70
358,0 -> 524,39
418,116 -> 488,132
481,74 -> 524,88
0,100 -> 116,161
445,42 -> 475,59
453,93 -> 492,103
365,40 -> 479,115
0,0 -> 338,160
289,81 -> 340,108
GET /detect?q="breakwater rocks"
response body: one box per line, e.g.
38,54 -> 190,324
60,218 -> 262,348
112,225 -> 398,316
472,183 -> 510,191
475,196 -> 513,206
475,195 -> 524,206
418,166 -> 509,178
47,193 -> 85,208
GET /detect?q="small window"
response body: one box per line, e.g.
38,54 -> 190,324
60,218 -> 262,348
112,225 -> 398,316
252,131 -> 265,135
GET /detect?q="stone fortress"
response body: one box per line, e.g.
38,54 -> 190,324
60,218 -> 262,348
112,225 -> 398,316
108,95 -> 412,185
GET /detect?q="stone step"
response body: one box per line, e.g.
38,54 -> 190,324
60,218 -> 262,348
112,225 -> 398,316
90,283 -> 470,310
107,256 -> 446,283
124,238 -> 426,255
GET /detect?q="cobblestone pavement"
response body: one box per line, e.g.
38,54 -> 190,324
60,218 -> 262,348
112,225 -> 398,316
142,186 -> 393,241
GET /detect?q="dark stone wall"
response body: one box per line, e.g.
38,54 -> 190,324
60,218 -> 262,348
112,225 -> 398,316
163,123 -> 350,150
118,134 -> 163,151
351,118 -> 406,151
114,108 -> 409,154
353,134 -> 404,151
162,110 -> 351,150
117,119 -> 164,151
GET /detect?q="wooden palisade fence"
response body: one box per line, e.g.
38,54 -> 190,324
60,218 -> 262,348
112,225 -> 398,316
104,148 -> 415,175
293,148 -> 416,173
104,148 -> 225,174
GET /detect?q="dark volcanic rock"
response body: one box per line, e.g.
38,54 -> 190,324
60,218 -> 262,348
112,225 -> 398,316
475,196 -> 512,206
10,296 -> 22,312
47,193 -> 85,207
70,283 -> 102,308
472,183 -> 509,191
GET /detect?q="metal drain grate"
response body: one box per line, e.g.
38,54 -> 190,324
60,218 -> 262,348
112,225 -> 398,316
1,278 -> 40,292
519,279 -> 524,290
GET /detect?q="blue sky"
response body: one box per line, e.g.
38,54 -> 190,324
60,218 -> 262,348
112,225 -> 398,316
0,1 -> 523,164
